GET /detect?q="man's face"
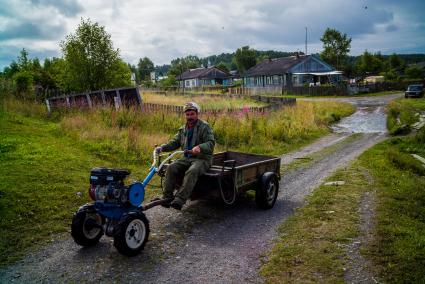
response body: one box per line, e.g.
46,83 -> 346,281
185,110 -> 198,124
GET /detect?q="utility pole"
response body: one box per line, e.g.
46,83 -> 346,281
305,27 -> 308,55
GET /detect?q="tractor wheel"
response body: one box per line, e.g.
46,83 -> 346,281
114,212 -> 149,256
255,172 -> 279,209
71,204 -> 104,246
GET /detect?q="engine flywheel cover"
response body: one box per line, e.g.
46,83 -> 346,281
128,182 -> 145,207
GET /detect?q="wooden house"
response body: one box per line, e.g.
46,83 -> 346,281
243,54 -> 341,88
176,66 -> 232,88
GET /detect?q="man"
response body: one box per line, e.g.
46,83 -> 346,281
156,102 -> 215,210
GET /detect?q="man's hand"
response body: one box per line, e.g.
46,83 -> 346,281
191,145 -> 201,155
155,146 -> 162,154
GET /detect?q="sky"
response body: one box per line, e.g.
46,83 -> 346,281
1,0 -> 425,69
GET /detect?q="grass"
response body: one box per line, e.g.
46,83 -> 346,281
261,163 -> 371,283
278,90 -> 402,99
142,92 -> 267,109
261,98 -> 425,282
0,97 -> 354,266
280,133 -> 363,173
360,132 -> 425,283
386,97 -> 425,134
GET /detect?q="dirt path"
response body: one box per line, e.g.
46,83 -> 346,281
0,94 -> 400,284
0,132 -> 387,284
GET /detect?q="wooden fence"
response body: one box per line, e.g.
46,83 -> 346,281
45,87 -> 142,112
141,101 -> 293,114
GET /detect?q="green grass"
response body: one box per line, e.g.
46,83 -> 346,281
142,92 -> 267,109
280,133 -> 363,173
0,97 -> 354,266
261,163 -> 371,283
263,90 -> 402,99
386,97 -> 425,134
0,105 -> 162,266
261,120 -> 425,282
359,133 -> 425,283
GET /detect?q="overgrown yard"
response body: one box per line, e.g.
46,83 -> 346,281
0,98 -> 354,266
261,97 -> 425,283
142,92 -> 267,109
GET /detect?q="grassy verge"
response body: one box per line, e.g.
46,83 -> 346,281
361,132 -> 425,282
387,97 -> 425,134
262,161 -> 372,283
278,90 -> 402,99
0,105 -> 162,266
0,97 -> 353,266
261,110 -> 425,282
281,133 -> 362,172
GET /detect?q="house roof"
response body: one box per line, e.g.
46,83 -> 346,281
177,67 -> 230,80
243,55 -> 335,77
243,55 -> 307,77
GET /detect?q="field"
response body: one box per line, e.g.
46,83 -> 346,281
141,92 -> 267,109
0,97 -> 354,265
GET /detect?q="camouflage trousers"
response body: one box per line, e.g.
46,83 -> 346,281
163,157 -> 210,205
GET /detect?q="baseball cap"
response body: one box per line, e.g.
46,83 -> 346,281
184,102 -> 200,113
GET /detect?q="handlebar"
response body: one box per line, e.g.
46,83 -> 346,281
151,150 -> 185,172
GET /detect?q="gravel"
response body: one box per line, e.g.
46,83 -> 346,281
0,94 -> 399,284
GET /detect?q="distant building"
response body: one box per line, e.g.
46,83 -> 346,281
176,66 -> 233,88
364,75 -> 385,83
243,54 -> 341,87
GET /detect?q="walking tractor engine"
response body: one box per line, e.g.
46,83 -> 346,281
89,168 -> 141,205
71,150 -> 183,256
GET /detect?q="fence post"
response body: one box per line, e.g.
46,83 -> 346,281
45,99 -> 51,113
86,93 -> 93,108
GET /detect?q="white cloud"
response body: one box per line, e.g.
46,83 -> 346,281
1,0 -> 424,68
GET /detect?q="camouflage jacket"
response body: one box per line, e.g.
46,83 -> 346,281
160,119 -> 215,163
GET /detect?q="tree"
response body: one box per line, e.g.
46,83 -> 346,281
320,28 -> 352,70
17,48 -> 30,71
215,62 -> 229,73
355,50 -> 384,75
388,53 -> 405,72
405,66 -> 424,79
60,18 -> 130,92
168,55 -> 201,76
234,46 -> 257,73
137,57 -> 154,82
12,71 -> 33,98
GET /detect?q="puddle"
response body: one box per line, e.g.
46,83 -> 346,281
331,106 -> 387,133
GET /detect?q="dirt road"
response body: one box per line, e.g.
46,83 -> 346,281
0,93 -> 402,284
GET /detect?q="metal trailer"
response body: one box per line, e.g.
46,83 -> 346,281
159,151 -> 281,209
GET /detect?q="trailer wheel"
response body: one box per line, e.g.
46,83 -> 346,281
71,204 -> 104,246
114,212 -> 149,256
256,172 -> 279,209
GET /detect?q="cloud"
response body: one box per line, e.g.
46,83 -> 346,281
0,0 -> 424,69
29,0 -> 83,16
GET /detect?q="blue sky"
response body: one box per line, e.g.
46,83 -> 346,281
1,0 -> 424,69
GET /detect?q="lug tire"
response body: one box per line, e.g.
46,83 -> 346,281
255,172 -> 279,209
114,212 -> 150,256
71,204 -> 104,246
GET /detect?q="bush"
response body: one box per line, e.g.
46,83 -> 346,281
387,147 -> 425,176
12,71 -> 34,99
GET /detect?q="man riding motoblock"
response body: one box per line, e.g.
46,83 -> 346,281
155,102 -> 215,210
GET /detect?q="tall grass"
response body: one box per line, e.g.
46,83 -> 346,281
142,92 -> 267,109
387,98 -> 425,134
59,100 -> 354,159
